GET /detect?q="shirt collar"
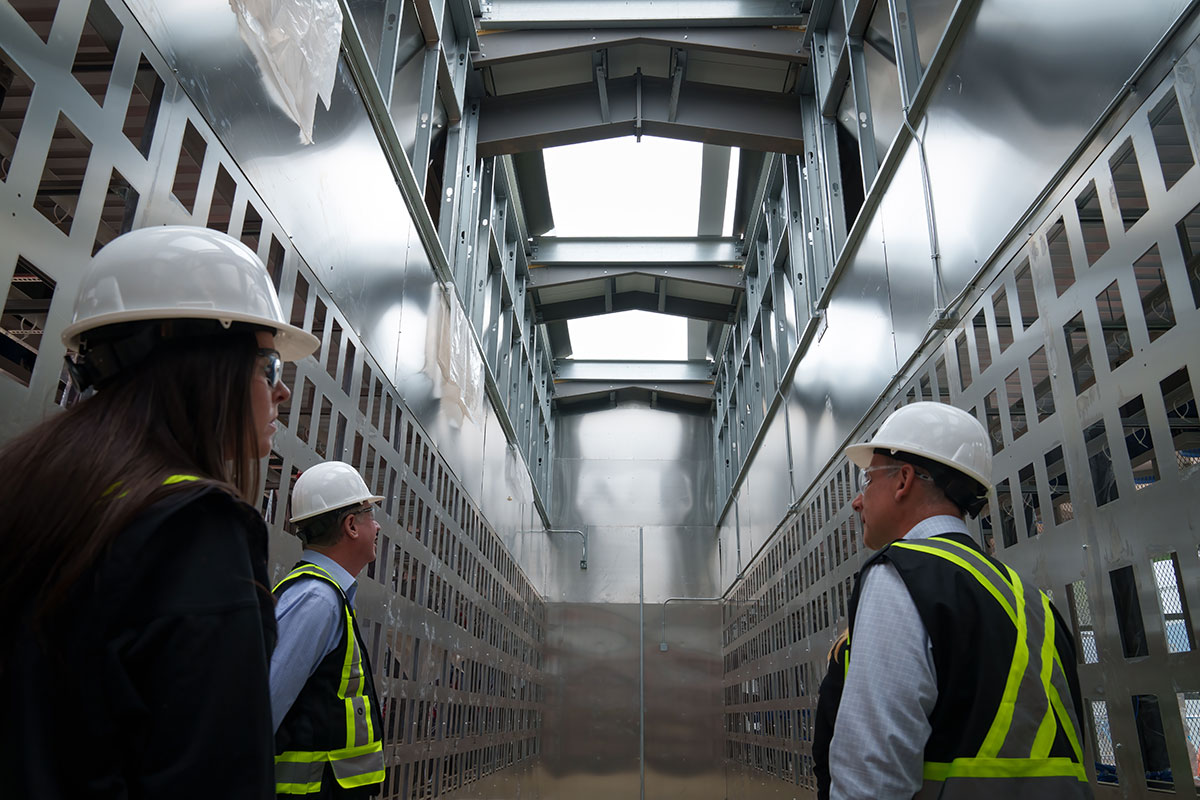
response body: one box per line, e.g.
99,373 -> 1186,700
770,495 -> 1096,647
902,514 -> 970,541
300,549 -> 358,606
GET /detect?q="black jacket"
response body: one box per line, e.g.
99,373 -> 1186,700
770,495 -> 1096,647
3,487 -> 278,799
813,636 -> 848,800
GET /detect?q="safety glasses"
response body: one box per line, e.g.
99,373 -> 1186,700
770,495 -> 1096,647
857,463 -> 934,490
257,348 -> 283,388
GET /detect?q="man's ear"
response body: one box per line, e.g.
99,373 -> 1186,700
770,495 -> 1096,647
892,464 -> 919,502
342,513 -> 359,541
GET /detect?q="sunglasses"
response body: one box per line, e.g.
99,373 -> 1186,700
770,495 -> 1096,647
257,348 -> 283,388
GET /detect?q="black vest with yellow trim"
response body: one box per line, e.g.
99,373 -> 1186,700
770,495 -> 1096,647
847,531 -> 1091,799
273,563 -> 385,797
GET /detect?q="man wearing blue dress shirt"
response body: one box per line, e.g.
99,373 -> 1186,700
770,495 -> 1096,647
270,462 -> 387,798
829,402 -> 1091,799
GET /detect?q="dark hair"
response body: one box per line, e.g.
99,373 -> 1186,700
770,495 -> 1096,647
876,448 -> 989,518
296,506 -> 350,551
297,504 -> 361,548
0,329 -> 263,626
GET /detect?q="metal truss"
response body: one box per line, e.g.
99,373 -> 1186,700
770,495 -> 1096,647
476,0 -> 807,29
474,27 -> 807,67
338,0 -> 556,516
476,75 -> 806,156
712,152 -> 822,504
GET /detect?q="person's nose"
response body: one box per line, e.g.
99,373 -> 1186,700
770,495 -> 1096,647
851,492 -> 864,512
273,379 -> 291,405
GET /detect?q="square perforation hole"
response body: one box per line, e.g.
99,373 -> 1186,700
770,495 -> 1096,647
93,166 -> 137,254
35,113 -> 92,235
1075,180 -> 1109,266
1,256 -> 55,387
1160,367 -> 1200,475
1067,579 -> 1099,662
1013,258 -> 1038,330
1045,445 -> 1072,525
1119,394 -> 1160,490
1131,694 -> 1173,791
0,47 -> 36,183
1132,244 -> 1176,342
122,56 -> 164,158
10,0 -> 56,43
1089,700 -> 1118,784
1108,138 -> 1148,231
1175,200 -> 1200,308
170,120 -> 207,213
1149,553 -> 1194,654
1111,564 -> 1148,658
289,272 -> 309,329
1016,462 -> 1041,536
1029,346 -> 1054,421
1095,280 -> 1132,372
1149,89 -> 1194,190
205,163 -> 237,232
1045,217 -> 1074,296
71,0 -> 123,108
1063,312 -> 1095,395
1085,418 -> 1119,507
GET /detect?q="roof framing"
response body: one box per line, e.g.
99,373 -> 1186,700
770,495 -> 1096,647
477,74 -> 806,155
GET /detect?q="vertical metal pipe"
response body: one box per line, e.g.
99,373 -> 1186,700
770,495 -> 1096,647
639,526 -> 646,800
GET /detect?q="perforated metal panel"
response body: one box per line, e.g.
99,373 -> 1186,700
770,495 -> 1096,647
0,2 -> 545,797
721,25 -> 1200,799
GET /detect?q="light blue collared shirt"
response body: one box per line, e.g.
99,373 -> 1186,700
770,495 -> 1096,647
829,515 -> 969,800
269,550 -> 358,732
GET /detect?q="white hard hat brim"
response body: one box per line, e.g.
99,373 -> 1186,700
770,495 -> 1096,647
62,309 -> 319,362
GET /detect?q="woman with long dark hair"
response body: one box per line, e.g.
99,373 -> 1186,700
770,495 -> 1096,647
0,226 -> 318,798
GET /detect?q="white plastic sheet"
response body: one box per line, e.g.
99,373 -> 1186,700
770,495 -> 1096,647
436,292 -> 485,423
229,0 -> 342,144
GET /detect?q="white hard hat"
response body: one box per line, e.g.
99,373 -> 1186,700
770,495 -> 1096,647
61,226 -> 319,362
843,401 -> 993,489
289,461 -> 384,524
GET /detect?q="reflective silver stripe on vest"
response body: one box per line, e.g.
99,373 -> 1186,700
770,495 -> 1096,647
329,745 -> 386,787
275,758 -> 325,793
915,773 -> 1092,799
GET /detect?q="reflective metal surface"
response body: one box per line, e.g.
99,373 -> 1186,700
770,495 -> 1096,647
542,601 -> 722,800
723,6 -> 1200,797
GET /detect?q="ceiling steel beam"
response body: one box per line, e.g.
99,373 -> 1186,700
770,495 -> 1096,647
477,75 -> 806,155
474,27 -> 808,66
537,291 -> 735,323
528,264 -> 744,291
478,0 -> 806,29
531,236 -> 741,265
552,380 -> 714,401
555,359 -> 714,382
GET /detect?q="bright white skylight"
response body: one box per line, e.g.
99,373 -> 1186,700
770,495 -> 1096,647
568,311 -> 688,360
723,146 -> 740,236
543,136 -> 702,236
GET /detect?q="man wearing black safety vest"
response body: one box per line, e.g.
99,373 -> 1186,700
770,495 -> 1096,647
270,461 -> 387,797
828,402 -> 1092,799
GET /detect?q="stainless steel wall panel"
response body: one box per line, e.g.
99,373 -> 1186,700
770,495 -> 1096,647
541,601 -> 723,800
921,0 -> 1192,301
785,212 -> 896,501
552,403 -> 714,529
737,402 -> 794,559
878,149 -> 940,360
725,12 -> 1200,797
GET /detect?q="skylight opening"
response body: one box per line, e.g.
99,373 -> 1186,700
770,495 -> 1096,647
543,136 -> 703,236
723,147 -> 740,236
568,311 -> 688,360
